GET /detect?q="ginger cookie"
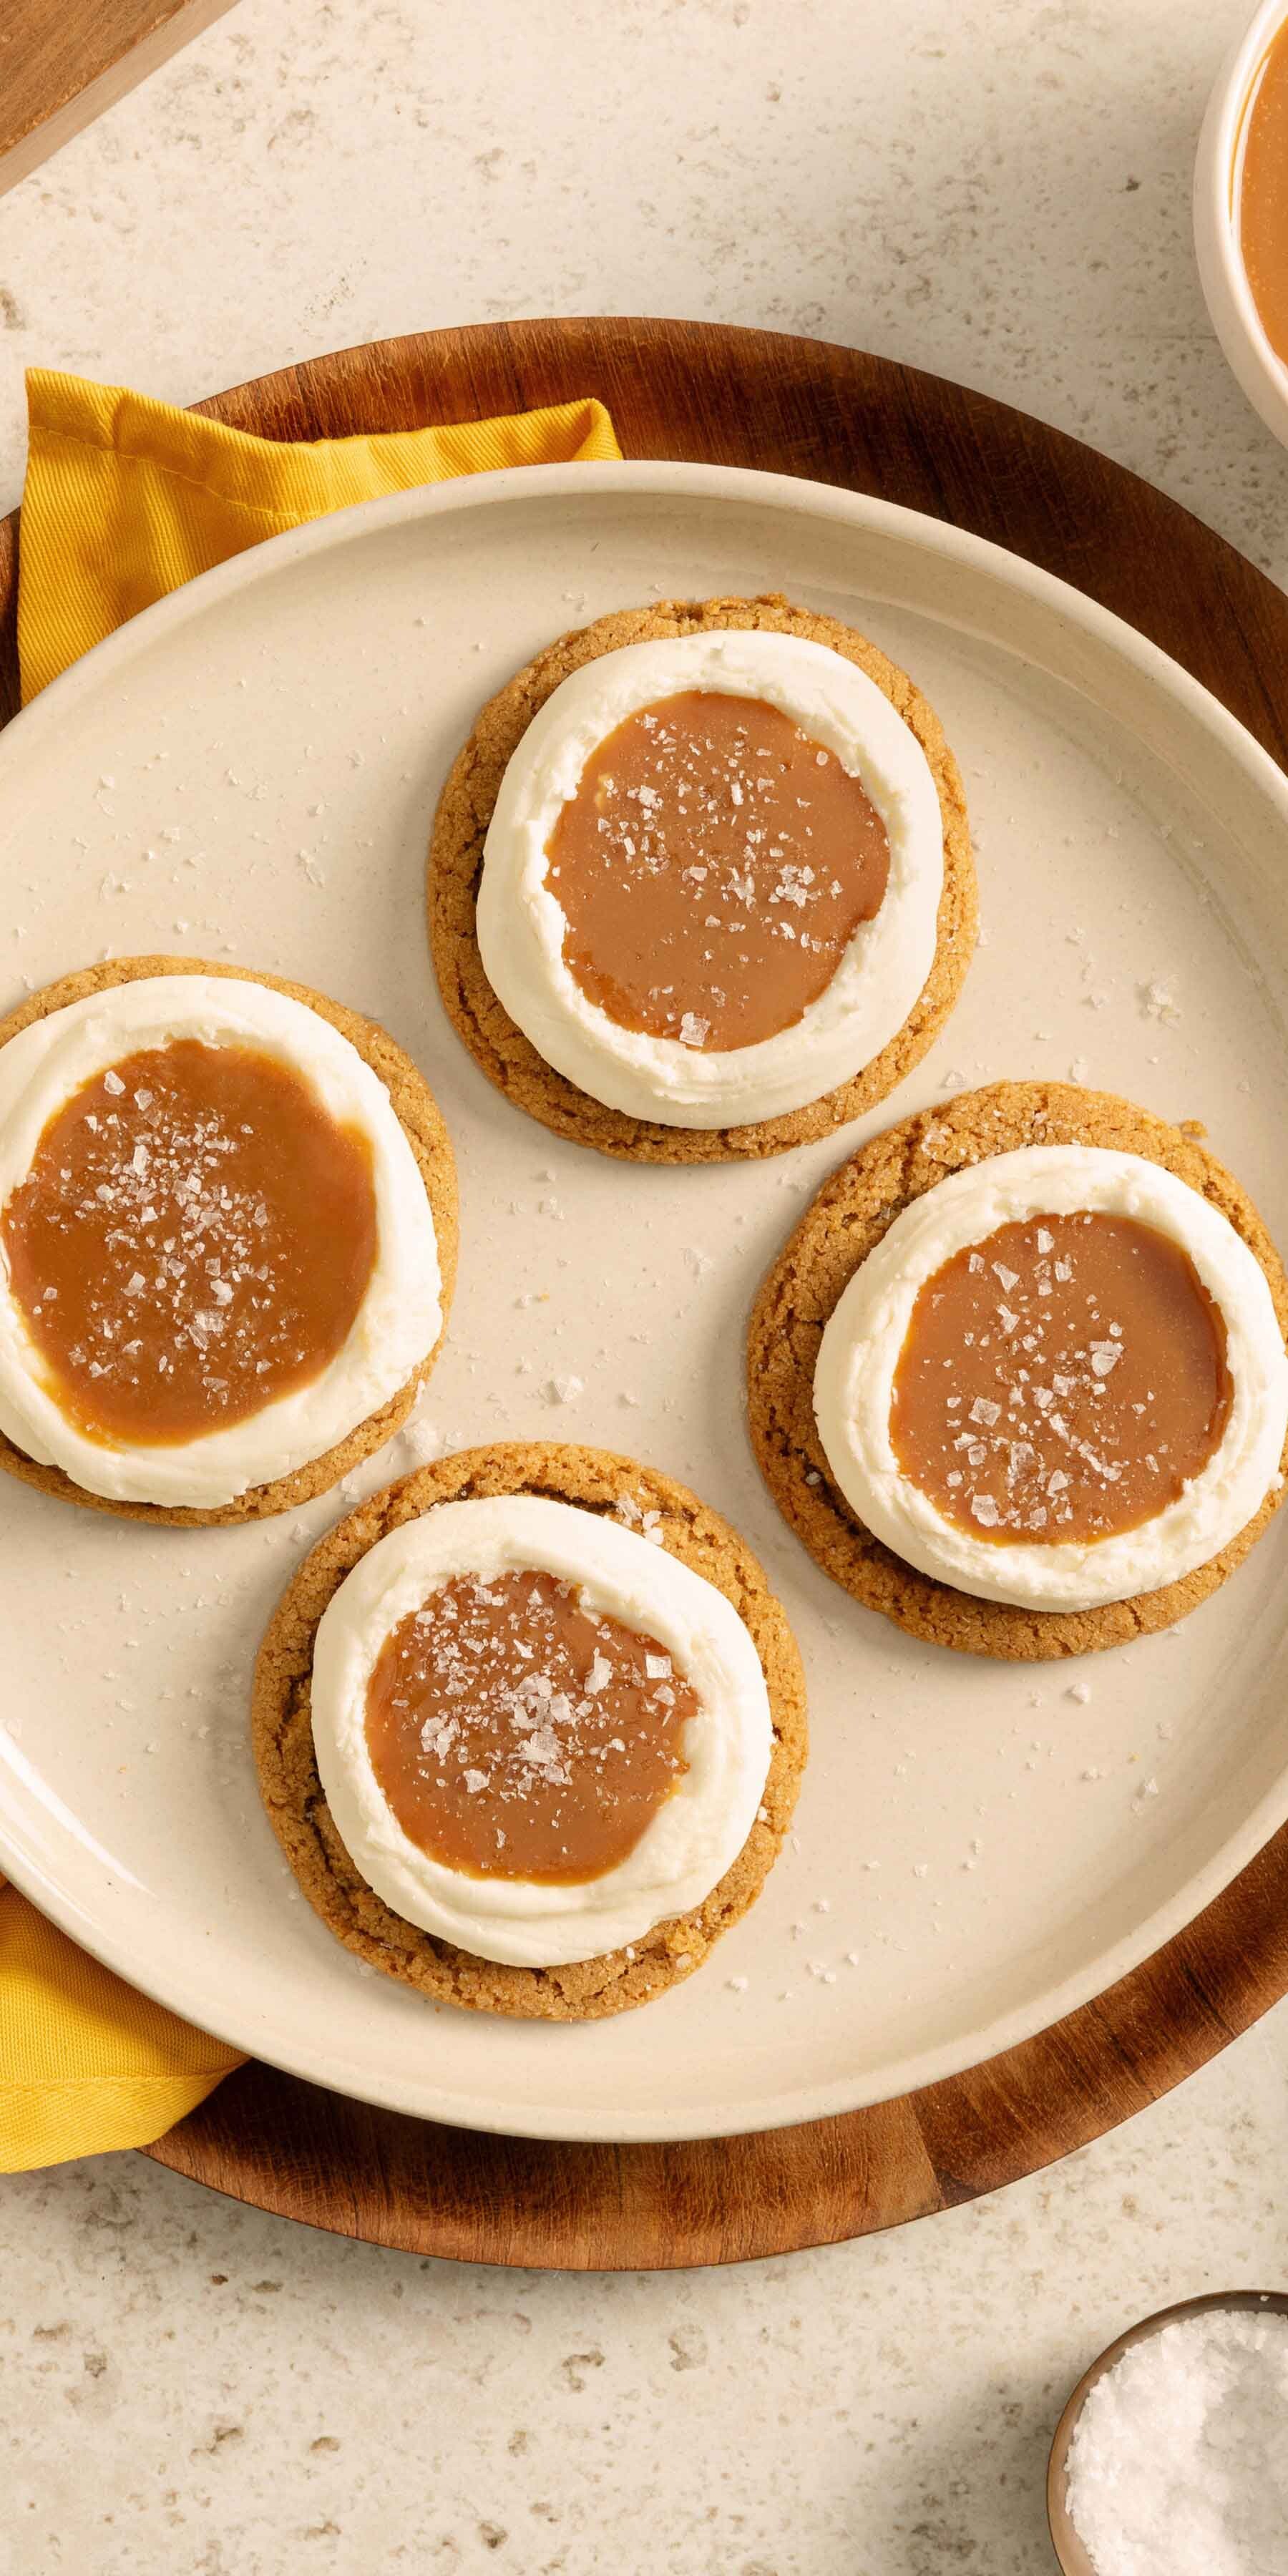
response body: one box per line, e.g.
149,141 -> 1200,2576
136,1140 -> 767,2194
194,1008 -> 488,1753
0,956 -> 458,1526
251,1441 -> 809,2022
748,1081 -> 1288,1660
428,593 -> 976,1162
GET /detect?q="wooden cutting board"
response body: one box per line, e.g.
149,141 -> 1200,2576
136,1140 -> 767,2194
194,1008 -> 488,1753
0,0 -> 236,200
4,317 -> 1287,2268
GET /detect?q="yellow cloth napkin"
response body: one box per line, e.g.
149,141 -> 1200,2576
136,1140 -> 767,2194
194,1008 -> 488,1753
1,367 -> 622,2172
18,369 -> 620,699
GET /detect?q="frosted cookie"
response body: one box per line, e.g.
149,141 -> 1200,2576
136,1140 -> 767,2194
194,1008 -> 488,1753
252,1441 -> 808,2020
0,957 -> 457,1524
748,1082 -> 1288,1659
429,595 -> 975,1162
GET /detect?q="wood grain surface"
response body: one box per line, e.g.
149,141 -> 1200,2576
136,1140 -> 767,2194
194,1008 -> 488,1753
5,317 -> 1288,2268
0,0 -> 235,200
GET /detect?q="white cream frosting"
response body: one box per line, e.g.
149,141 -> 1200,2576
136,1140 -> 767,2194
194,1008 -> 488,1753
476,628 -> 945,1128
814,1143 -> 1288,1612
310,1493 -> 774,1968
0,975 -> 442,1508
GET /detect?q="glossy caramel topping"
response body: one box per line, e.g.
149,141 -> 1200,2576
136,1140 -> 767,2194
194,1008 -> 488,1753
545,688 -> 890,1052
890,1211 -> 1232,1546
1240,24 -> 1288,367
364,1568 -> 696,1883
1,1039 -> 377,1448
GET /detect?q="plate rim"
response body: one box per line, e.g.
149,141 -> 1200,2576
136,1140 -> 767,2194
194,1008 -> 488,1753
4,452 -> 1288,2142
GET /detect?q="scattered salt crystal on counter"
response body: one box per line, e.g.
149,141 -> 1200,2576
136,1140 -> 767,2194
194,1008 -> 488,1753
1064,2307 -> 1288,2576
1068,1681 -> 1092,1704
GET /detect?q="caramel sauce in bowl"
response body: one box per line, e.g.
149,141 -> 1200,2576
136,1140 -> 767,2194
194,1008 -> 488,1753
1196,0 -> 1288,448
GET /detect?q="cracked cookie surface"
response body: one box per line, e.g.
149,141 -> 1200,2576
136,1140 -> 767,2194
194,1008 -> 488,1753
252,1440 -> 809,2020
427,594 -> 976,1162
747,1080 -> 1288,1659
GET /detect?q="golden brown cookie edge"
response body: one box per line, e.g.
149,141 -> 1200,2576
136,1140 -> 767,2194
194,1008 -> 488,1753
251,1440 -> 809,2021
746,1078 -> 1288,1660
0,955 -> 459,1527
426,594 -> 977,1163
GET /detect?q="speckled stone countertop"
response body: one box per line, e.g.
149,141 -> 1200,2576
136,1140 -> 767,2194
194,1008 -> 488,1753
3,3 -> 1288,2570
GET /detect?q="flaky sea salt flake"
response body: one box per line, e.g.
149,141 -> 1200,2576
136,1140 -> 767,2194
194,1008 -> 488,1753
545,1373 -> 584,1405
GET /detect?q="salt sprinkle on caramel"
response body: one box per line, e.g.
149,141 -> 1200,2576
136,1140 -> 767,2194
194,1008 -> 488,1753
890,1210 -> 1232,1547
1,1038 -> 378,1448
545,688 -> 890,1053
364,1568 -> 698,1885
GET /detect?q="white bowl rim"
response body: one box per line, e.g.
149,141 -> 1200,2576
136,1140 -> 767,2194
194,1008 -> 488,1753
1194,0 -> 1288,445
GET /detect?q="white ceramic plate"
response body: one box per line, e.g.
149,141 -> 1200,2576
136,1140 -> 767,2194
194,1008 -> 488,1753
3,463 -> 1288,2145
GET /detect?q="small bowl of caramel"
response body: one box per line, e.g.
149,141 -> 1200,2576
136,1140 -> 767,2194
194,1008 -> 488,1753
1195,0 -> 1288,447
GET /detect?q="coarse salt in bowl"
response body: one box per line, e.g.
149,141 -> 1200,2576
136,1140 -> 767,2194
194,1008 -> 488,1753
1046,2290 -> 1288,2576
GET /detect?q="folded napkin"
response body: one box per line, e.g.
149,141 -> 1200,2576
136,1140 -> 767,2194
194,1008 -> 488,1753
1,366 -> 622,2171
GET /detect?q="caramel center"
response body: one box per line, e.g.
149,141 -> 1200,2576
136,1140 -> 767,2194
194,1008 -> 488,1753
364,1568 -> 696,1883
545,688 -> 891,1052
1,1038 -> 378,1448
889,1211 -> 1232,1546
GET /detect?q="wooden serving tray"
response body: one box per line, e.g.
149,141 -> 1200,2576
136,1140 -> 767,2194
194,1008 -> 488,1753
4,318 -> 1288,2268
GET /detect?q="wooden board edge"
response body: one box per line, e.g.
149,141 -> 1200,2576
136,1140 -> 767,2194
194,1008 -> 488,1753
0,0 -> 237,202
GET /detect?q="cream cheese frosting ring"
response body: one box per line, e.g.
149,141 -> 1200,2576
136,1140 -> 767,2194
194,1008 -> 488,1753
310,1494 -> 774,1968
429,594 -> 977,1163
0,958 -> 458,1525
746,1082 -> 1288,1661
251,1442 -> 809,2021
815,1145 -> 1288,1614
477,628 -> 943,1129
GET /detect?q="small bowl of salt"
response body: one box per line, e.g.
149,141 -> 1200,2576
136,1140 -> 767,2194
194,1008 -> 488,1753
1047,2289 -> 1288,2575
